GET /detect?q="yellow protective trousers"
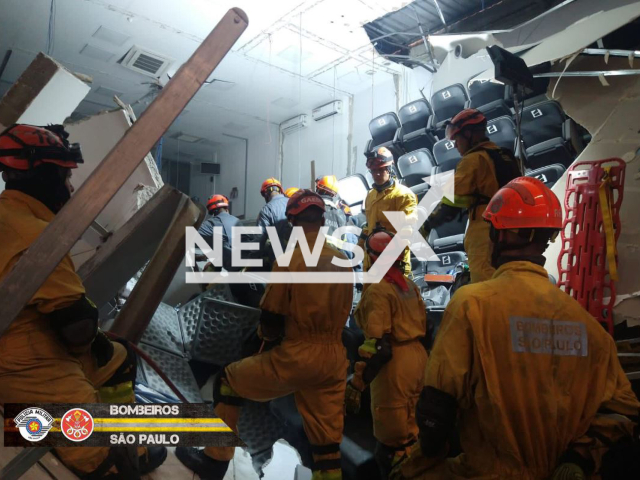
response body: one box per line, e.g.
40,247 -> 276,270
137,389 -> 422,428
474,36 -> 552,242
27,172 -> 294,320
371,340 -> 427,449
463,207 -> 495,284
204,336 -> 348,476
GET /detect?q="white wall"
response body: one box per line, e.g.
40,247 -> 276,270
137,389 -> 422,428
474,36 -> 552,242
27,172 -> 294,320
190,121 -> 280,221
188,66 -> 429,222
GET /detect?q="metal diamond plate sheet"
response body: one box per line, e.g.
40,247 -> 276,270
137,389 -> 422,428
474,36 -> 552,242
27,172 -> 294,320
138,343 -> 203,403
238,400 -> 288,469
139,303 -> 184,356
190,299 -> 260,365
178,285 -> 235,352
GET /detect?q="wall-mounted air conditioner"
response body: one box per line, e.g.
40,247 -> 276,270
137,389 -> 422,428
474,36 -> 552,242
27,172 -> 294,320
281,114 -> 308,134
200,162 -> 220,175
312,100 -> 342,121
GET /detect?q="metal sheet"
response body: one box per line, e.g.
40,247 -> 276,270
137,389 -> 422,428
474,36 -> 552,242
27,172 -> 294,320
137,343 -> 203,403
178,285 -> 236,354
190,299 -> 260,365
237,400 -> 288,474
139,302 -> 184,356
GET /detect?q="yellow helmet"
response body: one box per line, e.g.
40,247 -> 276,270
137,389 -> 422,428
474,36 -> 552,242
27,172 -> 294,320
285,187 -> 300,198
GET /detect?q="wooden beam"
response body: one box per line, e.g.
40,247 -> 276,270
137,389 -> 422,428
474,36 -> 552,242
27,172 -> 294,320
77,185 -> 183,308
0,8 -> 248,338
109,195 -> 203,343
310,160 -> 316,190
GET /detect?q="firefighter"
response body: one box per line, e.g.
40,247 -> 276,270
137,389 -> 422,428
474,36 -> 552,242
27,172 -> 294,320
176,189 -> 353,480
392,177 -> 640,480
361,147 -> 417,276
255,177 -> 289,267
346,229 -> 428,479
422,109 -> 521,283
197,194 -> 239,272
315,174 -> 359,262
0,124 -> 166,477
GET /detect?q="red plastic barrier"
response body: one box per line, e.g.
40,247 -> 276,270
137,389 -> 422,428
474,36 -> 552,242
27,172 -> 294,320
557,158 -> 626,336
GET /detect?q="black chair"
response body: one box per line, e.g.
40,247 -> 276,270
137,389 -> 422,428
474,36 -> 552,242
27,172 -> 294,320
429,84 -> 468,138
367,112 -> 403,159
520,100 -> 575,170
397,148 -> 436,187
427,198 -> 468,255
432,138 -> 462,173
467,78 -> 511,121
396,99 -> 437,152
486,115 -> 517,152
525,163 -> 566,188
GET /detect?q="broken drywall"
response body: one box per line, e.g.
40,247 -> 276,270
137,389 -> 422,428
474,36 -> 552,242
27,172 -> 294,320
0,52 -> 90,191
65,109 -> 164,268
543,55 -> 640,327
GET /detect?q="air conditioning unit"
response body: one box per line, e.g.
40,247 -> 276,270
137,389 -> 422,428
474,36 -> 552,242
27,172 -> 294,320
281,114 -> 308,134
120,45 -> 173,78
312,100 -> 343,121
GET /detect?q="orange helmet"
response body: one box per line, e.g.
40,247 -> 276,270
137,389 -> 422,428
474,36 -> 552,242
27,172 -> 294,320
483,177 -> 562,230
0,124 -> 83,171
286,189 -> 325,218
365,229 -> 403,263
316,175 -> 339,196
445,108 -> 487,140
285,187 -> 300,198
366,147 -> 394,170
261,177 -> 283,195
206,194 -> 229,212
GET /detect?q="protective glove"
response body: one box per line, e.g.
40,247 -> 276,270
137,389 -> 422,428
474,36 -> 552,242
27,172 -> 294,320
550,463 -> 586,480
345,379 -> 362,415
92,330 -> 114,368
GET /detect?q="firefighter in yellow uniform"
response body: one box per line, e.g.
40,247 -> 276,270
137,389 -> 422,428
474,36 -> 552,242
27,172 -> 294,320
392,177 -> 640,480
423,109 -> 521,283
176,189 -> 353,480
346,229 -> 428,479
361,147 -> 417,276
0,124 -> 166,477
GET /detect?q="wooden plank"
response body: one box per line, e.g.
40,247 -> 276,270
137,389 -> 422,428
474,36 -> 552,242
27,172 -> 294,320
109,195 -> 204,344
77,185 -> 183,308
0,8 -> 248,338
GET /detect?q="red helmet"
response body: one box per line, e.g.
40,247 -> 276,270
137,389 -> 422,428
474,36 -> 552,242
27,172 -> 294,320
315,175 -> 339,196
0,124 -> 83,171
286,189 -> 325,218
366,147 -> 394,170
483,176 -> 562,230
445,109 -> 487,140
365,229 -> 403,263
206,194 -> 229,211
261,177 -> 283,195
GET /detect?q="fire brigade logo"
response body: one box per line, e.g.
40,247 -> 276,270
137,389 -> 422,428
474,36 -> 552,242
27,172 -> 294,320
61,408 -> 94,442
14,407 -> 54,442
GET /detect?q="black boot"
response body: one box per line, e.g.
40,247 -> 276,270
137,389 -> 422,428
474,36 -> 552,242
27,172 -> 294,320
175,447 -> 230,480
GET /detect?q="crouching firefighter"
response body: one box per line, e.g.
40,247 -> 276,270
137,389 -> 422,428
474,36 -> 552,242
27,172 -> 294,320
346,229 -> 428,479
421,109 -> 521,284
391,177 -> 640,480
176,189 -> 353,480
0,124 -> 166,478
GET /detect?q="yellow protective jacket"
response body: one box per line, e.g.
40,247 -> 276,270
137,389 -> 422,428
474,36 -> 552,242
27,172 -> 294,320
362,181 -> 418,274
413,261 -> 639,479
0,190 -> 127,474
441,141 -> 515,283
